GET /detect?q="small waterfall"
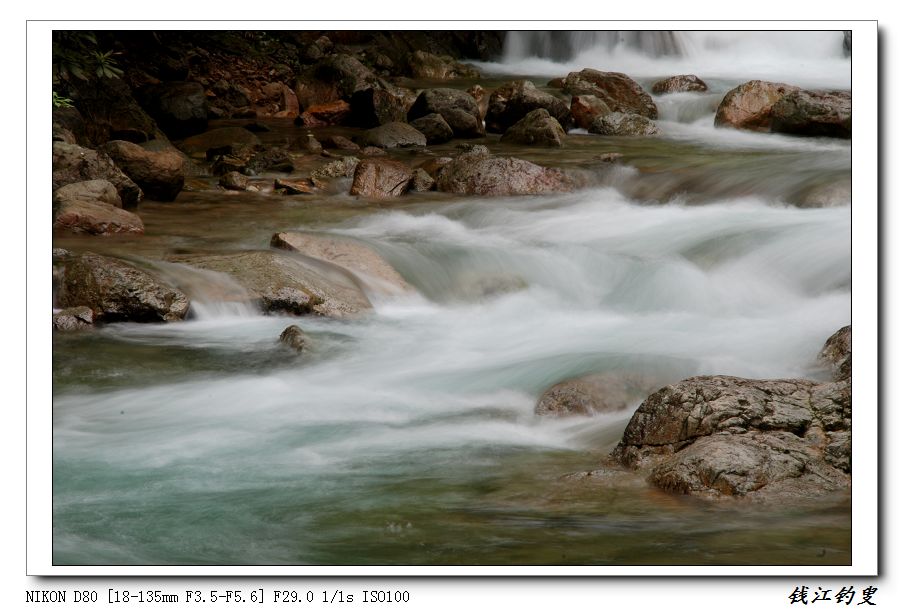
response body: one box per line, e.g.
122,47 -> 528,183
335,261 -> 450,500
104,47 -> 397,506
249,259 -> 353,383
151,261 -> 260,320
504,31 -> 690,61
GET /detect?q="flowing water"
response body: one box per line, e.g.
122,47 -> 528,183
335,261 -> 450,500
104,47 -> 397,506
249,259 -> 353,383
52,31 -> 853,566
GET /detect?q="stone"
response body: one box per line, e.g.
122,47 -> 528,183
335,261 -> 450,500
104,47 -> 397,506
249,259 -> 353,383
279,325 -> 306,352
172,251 -> 372,318
818,325 -> 852,381
360,146 -> 385,157
500,108 -> 567,147
535,373 -> 665,417
562,69 -> 658,119
349,88 -> 408,128
313,54 -> 382,100
311,156 -> 360,181
69,77 -> 159,144
409,113 -> 454,145
570,94 -> 611,130
405,50 -> 481,80
58,253 -> 189,322
436,149 -> 574,196
298,100 -> 352,127
53,179 -> 121,209
769,89 -> 852,138
589,112 -> 662,136
321,135 -> 360,151
417,157 -> 453,178
53,199 -> 145,235
52,142 -> 143,207
349,158 -> 414,198
100,140 -> 185,201
407,88 -> 485,138
466,84 -> 488,119
410,168 -> 435,192
138,81 -> 209,139
294,134 -> 323,155
247,147 -> 295,173
485,80 -> 572,133
178,127 -> 262,157
271,231 -> 412,293
53,306 -> 94,331
219,171 -> 249,191
274,177 -> 320,195
714,80 -> 800,131
361,122 -> 427,148
651,74 -> 708,94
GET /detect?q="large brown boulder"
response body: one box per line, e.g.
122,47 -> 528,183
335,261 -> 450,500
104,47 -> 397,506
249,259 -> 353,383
138,81 -> 209,139
53,199 -> 145,235
271,231 -> 412,294
500,108 -> 566,147
361,122 -> 427,148
171,251 -> 372,318
769,89 -> 852,138
349,159 -> 414,198
651,74 -> 708,94
561,69 -> 658,119
589,112 -> 661,136
52,142 -> 143,207
407,88 -> 485,138
713,80 -> 800,131
570,95 -> 611,130
485,80 -> 572,133
435,147 -> 574,196
101,140 -> 185,201
405,50 -> 481,80
57,253 -> 189,322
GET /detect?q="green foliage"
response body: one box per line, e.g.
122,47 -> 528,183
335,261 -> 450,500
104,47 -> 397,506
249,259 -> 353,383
52,31 -> 123,85
52,91 -> 74,108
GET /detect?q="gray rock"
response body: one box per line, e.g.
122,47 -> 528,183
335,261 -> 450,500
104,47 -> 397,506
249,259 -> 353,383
562,69 -> 657,119
53,180 -> 122,210
53,306 -> 94,331
279,325 -> 306,352
769,89 -> 851,139
52,142 -> 143,207
536,373 -> 666,417
500,108 -> 566,147
361,122 -> 427,148
409,113 -> 454,145
651,74 -> 708,94
311,156 -> 360,181
485,80 -> 572,133
589,112 -> 661,136
436,148 -> 574,196
407,88 -> 485,138
349,158 -> 414,198
219,171 -> 249,191
405,50 -> 480,80
410,168 -> 435,192
570,94 -> 611,130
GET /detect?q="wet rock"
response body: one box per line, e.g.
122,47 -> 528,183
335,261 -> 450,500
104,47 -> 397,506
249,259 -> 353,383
294,134 -> 323,155
260,82 -> 299,118
536,373 -> 665,417
818,325 -> 852,381
219,171 -> 249,191
274,177 -> 320,195
70,77 -> 159,144
100,140 -> 185,201
173,251 -> 372,318
500,108 -> 566,147
405,50 -> 481,80
53,179 -> 121,209
485,80 -> 572,133
407,88 -> 485,138
435,148 -> 574,196
589,112 -> 661,136
271,231 -> 412,293
349,158 -> 413,198
562,69 -> 658,119
360,146 -> 386,157
321,135 -> 360,151
410,168 -> 435,192
311,156 -> 360,181
53,306 -> 94,331
570,94 -> 611,130
247,147 -> 295,173
466,84 -> 488,120
298,100 -> 352,127
349,88 -> 408,128
279,325 -> 306,351
769,89 -> 852,138
138,81 -> 209,139
417,157 -> 453,178
409,113 -> 454,145
361,122 -> 427,148
52,142 -> 143,207
651,74 -> 708,94
798,178 -> 852,208
58,253 -> 189,322
179,127 -> 262,157
53,199 -> 145,235
314,54 -> 383,100
714,80 -> 800,131
612,375 -> 852,501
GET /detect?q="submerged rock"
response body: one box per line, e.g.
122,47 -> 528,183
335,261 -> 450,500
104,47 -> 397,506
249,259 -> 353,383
321,135 -> 360,151
651,74 -> 708,94
500,108 -> 567,147
349,158 -> 414,198
279,325 -> 307,352
536,373 -> 666,417
589,112 -> 661,136
219,171 -> 249,191
178,127 -> 262,157
561,69 -> 658,119
58,253 -> 189,322
101,140 -> 185,201
485,80 -> 572,133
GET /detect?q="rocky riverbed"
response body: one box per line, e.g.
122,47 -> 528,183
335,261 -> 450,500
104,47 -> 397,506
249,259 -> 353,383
51,30 -> 853,566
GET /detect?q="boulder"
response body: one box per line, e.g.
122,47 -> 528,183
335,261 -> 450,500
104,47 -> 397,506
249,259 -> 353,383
171,251 -> 372,318
311,156 -> 361,181
361,122 -> 427,148
321,135 -> 360,151
651,74 -> 708,94
410,168 -> 435,192
53,179 -> 121,209
535,373 -> 665,417
407,88 -> 485,138
279,325 -> 306,352
713,80 -> 800,131
818,325 -> 852,381
53,199 -> 145,235
589,112 -> 661,136
405,50 -> 480,80
417,157 -> 453,178
58,253 -> 189,322
52,142 -> 143,207
70,77 -> 159,144
409,113 -> 454,145
570,94 -> 611,130
349,88 -> 408,128
138,81 -> 209,139
298,100 -> 352,127
219,171 -> 249,191
435,148 -> 574,196
500,108 -> 566,147
271,231 -> 412,293
485,80 -> 572,133
769,89 -> 852,138
612,375 -> 851,501
313,54 -> 383,100
178,127 -> 262,157
100,140 -> 185,201
52,306 -> 94,331
349,158 -> 414,198
561,69 -> 657,119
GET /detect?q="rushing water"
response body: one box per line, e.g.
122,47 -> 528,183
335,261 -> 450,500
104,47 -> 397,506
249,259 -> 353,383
52,32 -> 853,566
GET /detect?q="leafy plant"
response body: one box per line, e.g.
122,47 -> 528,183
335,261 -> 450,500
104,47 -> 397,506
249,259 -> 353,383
52,91 -> 74,108
52,31 -> 123,85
